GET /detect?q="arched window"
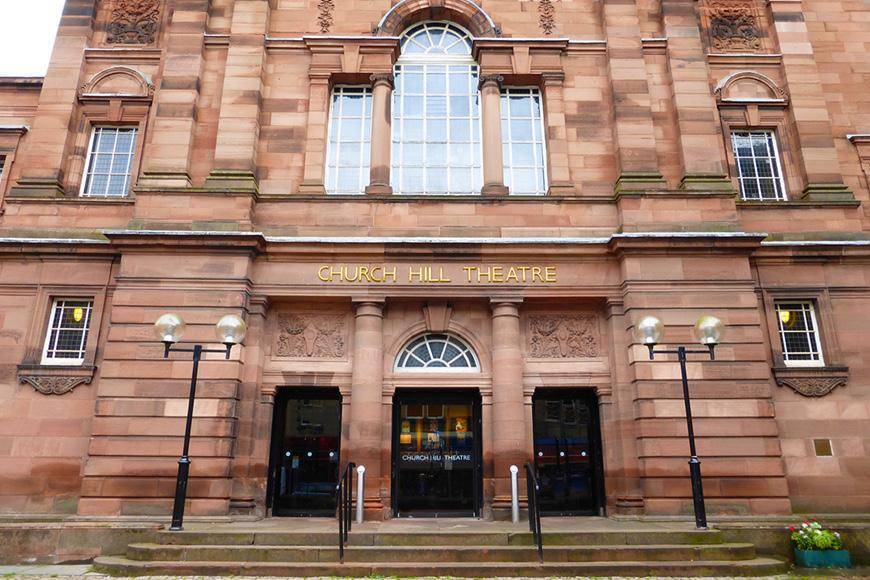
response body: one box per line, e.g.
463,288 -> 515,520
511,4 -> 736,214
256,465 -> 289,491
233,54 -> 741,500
391,22 -> 482,194
395,332 -> 480,371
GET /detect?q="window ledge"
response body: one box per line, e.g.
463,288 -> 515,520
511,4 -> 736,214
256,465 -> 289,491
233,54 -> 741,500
772,365 -> 848,397
5,195 -> 134,205
17,364 -> 96,395
737,199 -> 860,209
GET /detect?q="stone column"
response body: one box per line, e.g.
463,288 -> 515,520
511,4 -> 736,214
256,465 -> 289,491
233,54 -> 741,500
348,300 -> 385,515
479,75 -> 508,195
490,300 -> 524,511
206,0 -> 269,192
769,0 -> 854,201
541,73 -> 575,195
604,0 -> 666,193
8,0 -> 97,197
365,74 -> 394,195
661,0 -> 732,192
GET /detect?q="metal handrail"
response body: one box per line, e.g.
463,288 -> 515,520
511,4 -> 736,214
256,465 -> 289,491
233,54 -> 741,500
524,461 -> 544,563
336,461 -> 356,563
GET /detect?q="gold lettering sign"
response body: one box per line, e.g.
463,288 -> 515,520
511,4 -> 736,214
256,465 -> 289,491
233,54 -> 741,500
317,264 -> 557,284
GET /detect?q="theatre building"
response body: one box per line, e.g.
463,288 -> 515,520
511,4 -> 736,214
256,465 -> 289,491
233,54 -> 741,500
1,0 -> 870,524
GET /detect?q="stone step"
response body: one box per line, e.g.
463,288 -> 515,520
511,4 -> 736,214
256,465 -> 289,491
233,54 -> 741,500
126,542 -> 757,563
93,555 -> 789,577
153,529 -> 725,547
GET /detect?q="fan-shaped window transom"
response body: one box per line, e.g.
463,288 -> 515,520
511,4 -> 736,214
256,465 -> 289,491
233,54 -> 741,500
395,333 -> 480,371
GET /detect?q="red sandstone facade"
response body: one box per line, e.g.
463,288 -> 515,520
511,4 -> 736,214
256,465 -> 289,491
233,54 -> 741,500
0,0 -> 868,520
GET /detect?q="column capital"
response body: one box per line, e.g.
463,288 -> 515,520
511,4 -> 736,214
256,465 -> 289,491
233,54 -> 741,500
490,299 -> 522,317
541,71 -> 565,86
478,74 -> 504,91
352,299 -> 386,317
369,73 -> 395,89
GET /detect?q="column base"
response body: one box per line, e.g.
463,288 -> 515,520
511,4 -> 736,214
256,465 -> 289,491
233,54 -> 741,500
364,183 -> 393,195
614,172 -> 668,194
801,182 -> 856,202
205,169 -> 259,193
547,181 -> 577,195
298,180 -> 326,194
481,183 -> 509,195
614,495 -> 645,516
678,173 -> 735,193
7,178 -> 65,198
135,171 -> 192,190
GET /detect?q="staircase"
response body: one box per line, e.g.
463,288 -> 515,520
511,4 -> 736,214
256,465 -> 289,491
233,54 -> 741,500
93,523 -> 788,577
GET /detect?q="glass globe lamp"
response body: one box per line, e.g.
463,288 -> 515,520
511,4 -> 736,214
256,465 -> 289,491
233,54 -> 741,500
154,313 -> 186,344
215,314 -> 247,345
694,315 -> 724,346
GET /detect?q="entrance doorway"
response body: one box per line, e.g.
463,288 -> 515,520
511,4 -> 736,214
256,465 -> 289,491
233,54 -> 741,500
392,390 -> 482,517
532,389 -> 604,515
268,389 -> 342,516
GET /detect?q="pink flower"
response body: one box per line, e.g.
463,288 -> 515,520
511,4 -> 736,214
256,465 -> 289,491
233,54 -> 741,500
789,526 -> 795,532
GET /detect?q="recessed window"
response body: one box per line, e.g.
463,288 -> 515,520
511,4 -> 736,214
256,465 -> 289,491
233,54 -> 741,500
81,126 -> 138,197
502,88 -> 548,195
0,154 -> 6,178
41,299 -> 94,365
391,22 -> 482,195
775,301 -> 824,366
395,333 -> 479,372
813,439 -> 833,457
730,130 -> 787,201
325,87 -> 372,194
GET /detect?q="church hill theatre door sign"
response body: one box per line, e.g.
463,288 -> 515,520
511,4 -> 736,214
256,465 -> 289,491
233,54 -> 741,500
392,390 -> 483,517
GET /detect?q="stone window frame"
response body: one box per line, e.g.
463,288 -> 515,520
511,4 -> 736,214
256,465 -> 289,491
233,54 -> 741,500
718,104 -> 802,203
773,300 -> 824,367
0,125 -> 27,209
66,104 -> 149,198
79,125 -> 141,197
761,288 -> 840,369
729,129 -> 788,201
40,297 -> 96,366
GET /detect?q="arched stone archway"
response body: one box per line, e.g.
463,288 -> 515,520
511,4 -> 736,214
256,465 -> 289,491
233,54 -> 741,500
375,0 -> 500,37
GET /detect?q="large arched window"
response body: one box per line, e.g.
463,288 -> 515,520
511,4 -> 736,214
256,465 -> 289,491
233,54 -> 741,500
395,332 -> 480,371
391,22 -> 483,195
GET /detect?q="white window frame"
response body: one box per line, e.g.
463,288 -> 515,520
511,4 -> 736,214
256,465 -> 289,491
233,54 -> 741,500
775,301 -> 825,367
41,298 -> 94,366
730,129 -> 788,201
325,86 -> 373,195
79,125 -> 138,197
394,332 -> 480,372
391,21 -> 483,195
501,87 -> 549,195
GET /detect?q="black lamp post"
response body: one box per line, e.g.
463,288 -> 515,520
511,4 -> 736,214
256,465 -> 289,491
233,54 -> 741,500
636,314 -> 724,530
153,313 -> 248,531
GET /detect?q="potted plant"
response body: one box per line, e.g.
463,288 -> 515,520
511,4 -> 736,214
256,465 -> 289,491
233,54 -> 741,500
789,519 -> 851,569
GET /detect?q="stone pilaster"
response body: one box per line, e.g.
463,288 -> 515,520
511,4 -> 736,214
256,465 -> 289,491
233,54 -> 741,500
8,0 -> 97,198
137,0 -> 209,189
661,0 -> 733,192
206,0 -> 270,193
604,0 -> 666,194
769,0 -> 854,201
365,74 -> 394,195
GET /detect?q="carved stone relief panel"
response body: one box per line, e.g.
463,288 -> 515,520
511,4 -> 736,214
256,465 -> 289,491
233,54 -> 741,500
526,314 -> 600,359
106,0 -> 161,45
275,313 -> 347,358
706,1 -> 762,52
538,0 -> 556,35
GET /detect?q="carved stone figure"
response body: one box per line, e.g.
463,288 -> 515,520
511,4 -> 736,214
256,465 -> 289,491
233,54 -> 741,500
528,314 -> 599,358
19,375 -> 92,396
317,0 -> 335,33
275,313 -> 346,358
538,0 -> 556,35
106,0 -> 161,45
776,376 -> 847,397
709,1 -> 761,52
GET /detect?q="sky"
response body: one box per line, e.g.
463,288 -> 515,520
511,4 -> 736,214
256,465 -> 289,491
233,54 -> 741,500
0,0 -> 66,76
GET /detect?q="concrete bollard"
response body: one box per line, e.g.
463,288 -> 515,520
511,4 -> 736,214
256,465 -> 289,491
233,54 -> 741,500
356,465 -> 365,524
510,464 -> 520,523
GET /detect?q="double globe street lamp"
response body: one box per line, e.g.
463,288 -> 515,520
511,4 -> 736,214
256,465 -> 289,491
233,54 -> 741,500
153,313 -> 248,531
635,314 -> 725,530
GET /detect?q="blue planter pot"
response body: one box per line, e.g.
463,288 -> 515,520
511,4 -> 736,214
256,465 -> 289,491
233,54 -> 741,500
794,548 -> 851,568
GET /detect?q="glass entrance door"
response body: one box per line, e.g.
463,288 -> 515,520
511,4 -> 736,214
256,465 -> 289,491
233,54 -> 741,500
532,390 -> 604,515
392,391 -> 481,517
269,390 -> 341,516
